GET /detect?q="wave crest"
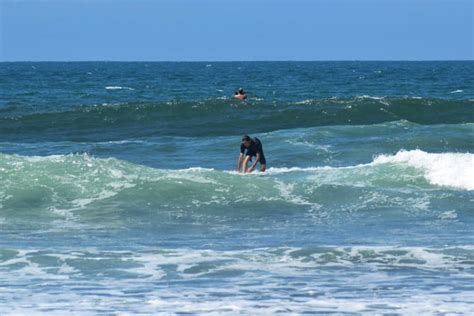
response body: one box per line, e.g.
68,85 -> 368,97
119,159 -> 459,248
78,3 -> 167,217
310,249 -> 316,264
1,97 -> 472,141
374,150 -> 474,190
0,150 -> 471,221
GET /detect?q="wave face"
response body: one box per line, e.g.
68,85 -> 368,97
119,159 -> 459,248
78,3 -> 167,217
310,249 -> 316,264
1,150 -> 472,226
1,97 -> 473,141
1,61 -> 473,314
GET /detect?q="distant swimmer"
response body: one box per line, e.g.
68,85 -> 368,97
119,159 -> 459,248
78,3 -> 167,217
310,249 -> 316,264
234,88 -> 247,100
237,135 -> 266,173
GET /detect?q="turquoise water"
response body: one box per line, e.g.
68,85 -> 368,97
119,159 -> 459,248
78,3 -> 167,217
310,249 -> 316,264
1,61 -> 473,314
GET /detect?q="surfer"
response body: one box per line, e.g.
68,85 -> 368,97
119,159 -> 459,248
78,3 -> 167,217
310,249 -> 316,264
237,135 -> 266,173
234,88 -> 247,100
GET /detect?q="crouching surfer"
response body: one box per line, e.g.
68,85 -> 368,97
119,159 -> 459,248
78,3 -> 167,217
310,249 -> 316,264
237,135 -> 266,173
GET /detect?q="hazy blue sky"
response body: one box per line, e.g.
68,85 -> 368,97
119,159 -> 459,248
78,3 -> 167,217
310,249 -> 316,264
1,0 -> 472,61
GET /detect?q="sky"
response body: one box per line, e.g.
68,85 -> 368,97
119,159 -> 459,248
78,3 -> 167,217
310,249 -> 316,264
0,0 -> 472,61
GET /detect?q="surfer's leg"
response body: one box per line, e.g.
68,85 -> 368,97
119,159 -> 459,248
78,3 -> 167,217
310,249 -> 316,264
259,155 -> 266,172
242,155 -> 251,173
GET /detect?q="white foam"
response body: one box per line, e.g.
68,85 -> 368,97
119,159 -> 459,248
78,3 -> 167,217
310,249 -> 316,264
105,86 -> 135,90
438,210 -> 458,220
57,262 -> 77,275
1,246 -> 474,314
295,99 -> 313,105
70,190 -> 119,209
356,95 -> 385,100
96,139 -> 146,145
164,168 -> 218,184
274,180 -> 315,206
450,89 -> 463,93
355,95 -> 390,106
265,166 -> 330,174
374,150 -> 474,190
286,139 -> 332,151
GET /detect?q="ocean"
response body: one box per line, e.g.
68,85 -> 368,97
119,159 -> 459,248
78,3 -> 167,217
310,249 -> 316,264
1,61 -> 473,314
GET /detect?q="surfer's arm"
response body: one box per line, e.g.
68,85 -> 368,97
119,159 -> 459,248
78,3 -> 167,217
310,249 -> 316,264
248,153 -> 260,173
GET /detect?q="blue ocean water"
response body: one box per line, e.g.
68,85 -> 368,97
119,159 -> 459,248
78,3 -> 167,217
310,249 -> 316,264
0,61 -> 473,314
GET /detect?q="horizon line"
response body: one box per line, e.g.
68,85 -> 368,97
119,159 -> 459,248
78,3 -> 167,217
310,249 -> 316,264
1,59 -> 473,63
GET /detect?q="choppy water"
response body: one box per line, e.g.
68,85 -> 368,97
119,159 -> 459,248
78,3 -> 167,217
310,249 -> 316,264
1,61 -> 473,314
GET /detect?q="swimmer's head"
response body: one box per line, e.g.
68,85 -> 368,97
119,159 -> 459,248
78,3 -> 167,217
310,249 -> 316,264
238,88 -> 244,94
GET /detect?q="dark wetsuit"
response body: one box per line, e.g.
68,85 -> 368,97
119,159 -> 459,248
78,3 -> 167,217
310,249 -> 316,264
240,137 -> 266,165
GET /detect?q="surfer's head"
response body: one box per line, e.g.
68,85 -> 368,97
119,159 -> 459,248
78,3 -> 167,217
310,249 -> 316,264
241,135 -> 251,147
238,88 -> 244,94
